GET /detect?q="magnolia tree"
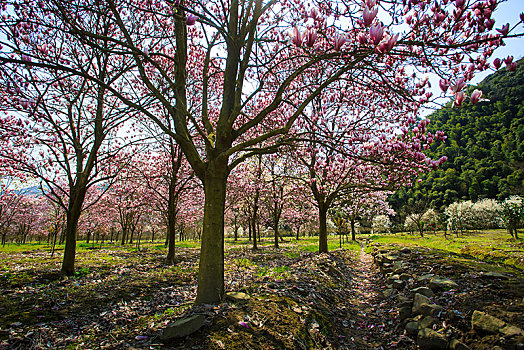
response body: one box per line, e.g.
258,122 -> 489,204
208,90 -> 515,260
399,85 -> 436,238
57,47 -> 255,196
405,208 -> 440,236
372,215 -> 391,234
501,196 -> 524,239
1,0 -> 522,303
472,198 -> 502,230
445,200 -> 475,235
341,190 -> 394,240
0,59 -> 138,274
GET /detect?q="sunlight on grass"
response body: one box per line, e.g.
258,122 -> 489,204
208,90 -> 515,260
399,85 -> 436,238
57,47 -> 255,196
369,229 -> 523,269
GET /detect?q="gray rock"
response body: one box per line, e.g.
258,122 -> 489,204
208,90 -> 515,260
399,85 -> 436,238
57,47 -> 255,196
411,287 -> 435,298
417,274 -> 435,283
500,325 -> 524,337
449,338 -> 470,350
419,304 -> 443,317
420,316 -> 435,329
399,273 -> 412,281
387,274 -> 400,284
417,328 -> 448,350
383,255 -> 398,263
225,292 -> 251,302
429,277 -> 458,291
406,321 -> 419,336
399,300 -> 413,308
392,280 -> 406,290
161,315 -> 206,340
480,271 -> 508,280
399,306 -> 412,321
412,293 -> 431,314
383,288 -> 395,298
471,310 -> 505,334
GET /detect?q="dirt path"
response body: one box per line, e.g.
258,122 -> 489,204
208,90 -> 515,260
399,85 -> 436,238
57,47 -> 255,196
333,245 -> 403,349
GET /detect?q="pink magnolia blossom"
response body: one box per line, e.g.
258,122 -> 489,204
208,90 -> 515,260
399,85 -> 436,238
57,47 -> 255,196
450,78 -> 466,93
186,14 -> 197,26
292,27 -> 304,47
370,24 -> 384,46
496,23 -> 509,36
454,91 -> 465,106
305,29 -> 318,47
455,0 -> 466,8
493,58 -> 502,69
363,6 -> 378,27
470,89 -> 482,104
386,33 -> 399,51
333,35 -> 347,51
439,79 -> 450,93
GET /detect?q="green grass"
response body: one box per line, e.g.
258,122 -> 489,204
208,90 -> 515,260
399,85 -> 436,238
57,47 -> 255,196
369,229 -> 524,269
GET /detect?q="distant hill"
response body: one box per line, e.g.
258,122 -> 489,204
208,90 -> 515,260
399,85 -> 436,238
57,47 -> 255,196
389,58 -> 524,217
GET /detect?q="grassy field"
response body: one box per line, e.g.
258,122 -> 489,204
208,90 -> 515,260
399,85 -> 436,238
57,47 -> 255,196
0,235 -> 361,254
368,229 -> 524,270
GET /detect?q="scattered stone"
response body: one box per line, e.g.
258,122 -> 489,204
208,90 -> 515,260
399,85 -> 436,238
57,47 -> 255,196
399,247 -> 412,254
399,273 -> 412,281
411,287 -> 435,298
399,300 -> 413,308
383,255 -> 398,263
392,279 -> 406,290
429,276 -> 459,291
160,315 -> 206,340
419,304 -> 443,317
417,328 -> 448,350
387,274 -> 400,284
449,338 -> 470,350
412,293 -> 431,314
225,292 -> 251,302
383,288 -> 395,298
480,271 -> 509,280
471,310 -> 505,334
500,325 -> 524,338
399,306 -> 412,321
420,316 -> 435,329
417,274 -> 435,283
406,321 -> 419,336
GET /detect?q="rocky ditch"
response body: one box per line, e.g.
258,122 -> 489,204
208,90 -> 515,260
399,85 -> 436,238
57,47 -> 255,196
372,246 -> 524,350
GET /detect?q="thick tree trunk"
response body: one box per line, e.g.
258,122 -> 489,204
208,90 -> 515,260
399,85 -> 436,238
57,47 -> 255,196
351,219 -> 356,241
318,205 -> 328,253
195,165 -> 228,305
121,228 -> 127,245
274,225 -> 279,248
166,176 -> 178,265
61,188 -> 85,275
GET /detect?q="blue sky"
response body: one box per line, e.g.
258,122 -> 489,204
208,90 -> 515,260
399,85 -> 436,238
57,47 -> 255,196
471,0 -> 524,83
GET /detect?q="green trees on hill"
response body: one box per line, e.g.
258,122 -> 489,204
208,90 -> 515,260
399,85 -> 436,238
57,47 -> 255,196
390,58 -> 524,218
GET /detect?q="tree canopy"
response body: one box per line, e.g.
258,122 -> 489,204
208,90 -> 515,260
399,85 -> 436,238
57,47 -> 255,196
390,57 -> 524,217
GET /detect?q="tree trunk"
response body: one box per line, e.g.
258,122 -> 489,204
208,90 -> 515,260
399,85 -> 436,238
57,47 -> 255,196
61,188 -> 86,276
318,205 -> 328,253
351,219 -> 356,241
195,165 -> 228,305
166,177 -> 178,265
121,228 -> 127,245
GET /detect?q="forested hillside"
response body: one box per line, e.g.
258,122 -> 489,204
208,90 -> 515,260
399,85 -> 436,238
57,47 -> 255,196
390,58 -> 524,216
